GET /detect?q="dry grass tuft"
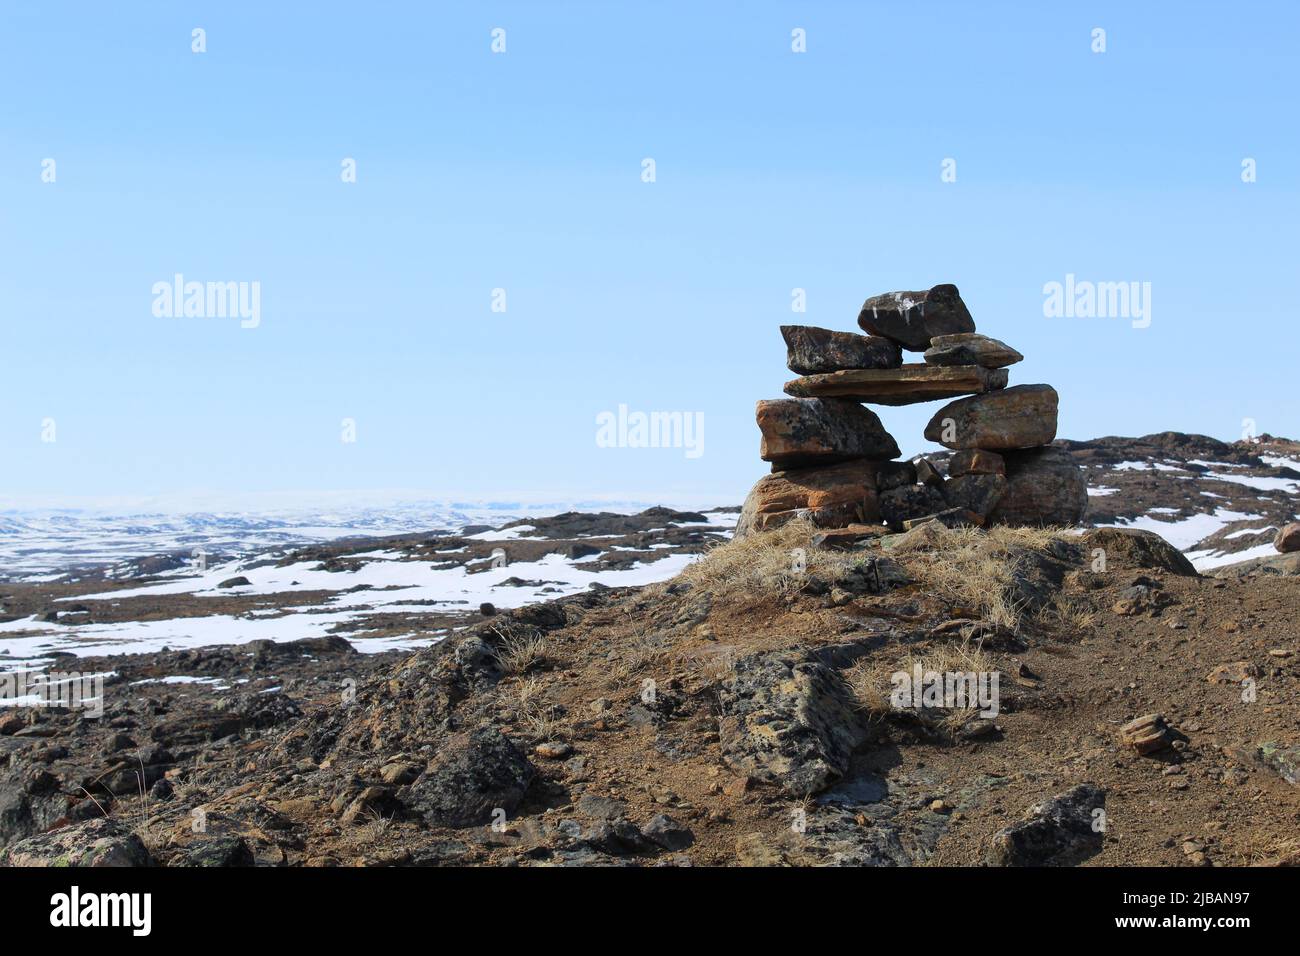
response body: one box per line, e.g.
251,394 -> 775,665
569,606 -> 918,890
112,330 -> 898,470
679,517 -> 861,599
514,677 -> 565,742
849,640 -> 1000,733
490,620 -> 547,675
843,658 -> 895,720
1047,594 -> 1097,634
676,517 -> 1078,635
896,523 -> 1075,630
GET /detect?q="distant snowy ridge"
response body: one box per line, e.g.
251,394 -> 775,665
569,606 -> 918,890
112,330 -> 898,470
0,498 -> 725,580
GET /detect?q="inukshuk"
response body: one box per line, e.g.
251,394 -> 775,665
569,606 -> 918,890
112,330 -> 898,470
736,283 -> 1087,538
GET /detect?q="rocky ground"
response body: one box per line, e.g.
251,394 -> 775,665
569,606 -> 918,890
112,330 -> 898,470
1,436 -> 1297,867
3,487 -> 1299,867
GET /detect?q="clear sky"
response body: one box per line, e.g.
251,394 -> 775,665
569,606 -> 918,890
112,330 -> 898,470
2,1 -> 1296,510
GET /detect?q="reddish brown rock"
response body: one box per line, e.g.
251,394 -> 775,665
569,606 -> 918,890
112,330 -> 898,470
1275,522 -> 1300,554
986,446 -> 1088,527
947,448 -> 1006,477
756,398 -> 899,470
1120,714 -> 1174,755
780,326 -> 901,375
1207,661 -> 1260,684
857,284 -> 976,351
784,365 -> 1007,406
734,460 -> 881,539
924,385 -> 1058,450
924,333 -> 1023,369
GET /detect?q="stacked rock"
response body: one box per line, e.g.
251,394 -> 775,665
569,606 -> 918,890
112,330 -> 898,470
736,283 -> 1088,538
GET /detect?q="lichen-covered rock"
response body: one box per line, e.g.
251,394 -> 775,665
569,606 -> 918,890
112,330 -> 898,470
1259,742 -> 1300,785
780,325 -> 901,375
735,808 -> 910,867
985,784 -> 1106,866
925,385 -> 1059,450
880,483 -> 947,529
717,651 -> 870,795
986,446 -> 1088,527
1,818 -> 152,868
402,728 -> 535,828
942,473 -> 1007,518
756,397 -> 899,470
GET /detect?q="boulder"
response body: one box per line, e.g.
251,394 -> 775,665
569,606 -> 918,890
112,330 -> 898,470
734,460 -> 880,539
986,446 -> 1087,527
756,398 -> 899,470
1275,522 -> 1300,554
1078,528 -> 1198,577
1,818 -> 152,867
784,364 -> 1007,406
947,448 -> 1006,477
402,728 -> 535,828
857,284 -> 976,351
180,836 -> 257,867
924,384 -> 1059,450
942,473 -> 1007,518
717,650 -> 870,795
924,332 -> 1023,368
780,325 -> 901,375
1259,742 -> 1300,786
985,784 -> 1106,866
880,484 -> 948,529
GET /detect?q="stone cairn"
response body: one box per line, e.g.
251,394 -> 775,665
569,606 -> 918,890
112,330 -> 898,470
736,283 -> 1088,541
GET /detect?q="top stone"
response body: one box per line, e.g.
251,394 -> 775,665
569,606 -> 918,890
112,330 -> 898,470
857,284 -> 976,351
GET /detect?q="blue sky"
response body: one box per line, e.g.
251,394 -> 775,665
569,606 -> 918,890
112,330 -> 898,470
2,1 -> 1296,510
